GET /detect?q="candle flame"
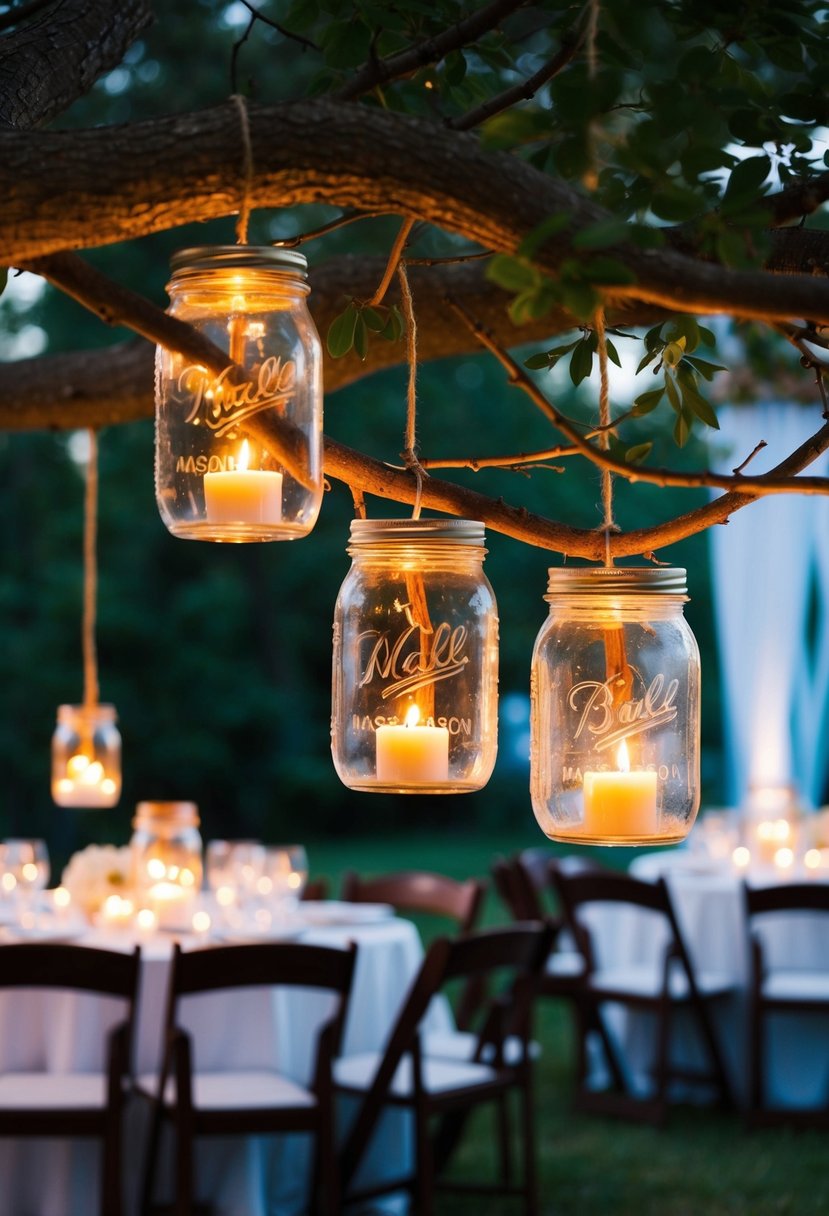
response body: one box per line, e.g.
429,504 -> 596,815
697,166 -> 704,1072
404,705 -> 420,728
237,439 -> 250,472
617,739 -> 630,773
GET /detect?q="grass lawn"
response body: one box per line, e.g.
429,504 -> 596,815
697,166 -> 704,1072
306,830 -> 829,1215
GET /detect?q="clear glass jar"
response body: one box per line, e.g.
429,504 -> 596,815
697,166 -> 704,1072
155,246 -> 323,542
530,567 -> 700,845
331,518 -> 499,793
51,704 -> 121,808
130,801 -> 203,929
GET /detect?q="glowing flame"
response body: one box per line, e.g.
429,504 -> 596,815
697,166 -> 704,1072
404,705 -> 421,729
237,439 -> 251,472
617,739 -> 631,773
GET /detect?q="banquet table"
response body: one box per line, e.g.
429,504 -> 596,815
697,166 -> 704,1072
583,850 -> 829,1109
0,906 -> 451,1216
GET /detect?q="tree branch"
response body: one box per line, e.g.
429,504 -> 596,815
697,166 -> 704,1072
3,99 -> 829,325
0,0 -> 152,129
333,0 -> 528,101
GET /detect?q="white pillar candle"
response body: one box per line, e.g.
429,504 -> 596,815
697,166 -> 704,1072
583,741 -> 658,838
376,706 -> 449,784
204,439 -> 282,525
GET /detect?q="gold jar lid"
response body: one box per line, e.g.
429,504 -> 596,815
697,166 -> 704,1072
545,566 -> 687,597
132,800 -> 200,829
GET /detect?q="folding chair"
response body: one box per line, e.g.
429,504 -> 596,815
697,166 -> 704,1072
745,881 -> 829,1126
335,922 -> 553,1215
341,867 -> 486,1027
552,868 -> 734,1125
0,942 -> 140,1216
137,939 -> 356,1216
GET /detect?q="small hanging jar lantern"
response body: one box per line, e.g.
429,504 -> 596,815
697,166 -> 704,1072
530,567 -> 700,845
331,519 -> 499,793
52,703 -> 121,808
52,430 -> 122,809
130,801 -> 204,930
155,246 -> 323,542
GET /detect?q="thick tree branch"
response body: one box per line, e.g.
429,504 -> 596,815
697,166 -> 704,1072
767,172 -> 829,227
3,99 -> 829,326
0,0 -> 152,129
333,0 -> 527,101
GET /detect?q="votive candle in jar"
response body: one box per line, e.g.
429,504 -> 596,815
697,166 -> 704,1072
530,566 -> 700,845
331,519 -> 499,793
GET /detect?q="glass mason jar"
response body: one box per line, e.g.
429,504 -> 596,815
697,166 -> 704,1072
51,704 -> 122,808
530,567 -> 700,845
155,246 -> 323,542
331,518 -> 499,793
130,801 -> 204,929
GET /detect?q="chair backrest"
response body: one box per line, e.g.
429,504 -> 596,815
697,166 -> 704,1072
494,850 -> 608,923
340,869 -> 485,934
302,877 -> 329,901
340,922 -> 552,1184
552,868 -> 689,975
169,939 -> 356,1004
745,882 -> 829,918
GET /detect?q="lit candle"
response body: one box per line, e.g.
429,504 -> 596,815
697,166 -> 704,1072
204,439 -> 282,525
582,740 -> 658,839
54,752 -> 119,807
100,894 -> 135,927
376,705 -> 450,785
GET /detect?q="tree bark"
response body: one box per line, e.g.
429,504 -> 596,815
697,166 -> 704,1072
2,99 -> 829,324
0,0 -> 152,129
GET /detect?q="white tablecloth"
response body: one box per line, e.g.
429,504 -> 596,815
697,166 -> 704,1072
0,915 -> 451,1216
588,851 -> 829,1108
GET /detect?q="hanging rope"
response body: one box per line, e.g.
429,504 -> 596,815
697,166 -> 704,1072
231,93 -> 254,245
594,308 -> 617,567
82,429 -> 100,710
396,258 -> 429,519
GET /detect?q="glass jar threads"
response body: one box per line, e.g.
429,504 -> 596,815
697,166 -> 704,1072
530,567 -> 700,845
155,246 -> 323,542
331,519 -> 499,793
130,801 -> 204,930
51,704 -> 121,808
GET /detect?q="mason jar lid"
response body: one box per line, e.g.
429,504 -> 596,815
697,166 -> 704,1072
133,800 -> 200,829
545,566 -> 687,597
348,518 -> 486,546
169,245 -> 308,276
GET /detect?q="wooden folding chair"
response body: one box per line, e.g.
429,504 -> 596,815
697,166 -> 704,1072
0,942 -> 140,1216
745,881 -> 829,1127
335,922 -> 553,1216
552,868 -> 735,1125
137,939 -> 357,1216
341,867 -> 486,1027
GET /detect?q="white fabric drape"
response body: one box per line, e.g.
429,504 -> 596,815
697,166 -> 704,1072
708,403 -> 829,808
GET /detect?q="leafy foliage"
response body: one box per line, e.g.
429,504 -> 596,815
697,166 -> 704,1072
326,299 -> 404,359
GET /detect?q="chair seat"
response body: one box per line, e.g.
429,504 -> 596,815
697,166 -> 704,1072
335,1050 -> 498,1097
0,1072 -> 108,1110
762,971 -> 829,1003
422,1030 -> 541,1064
135,1069 -> 316,1111
589,963 -> 734,1001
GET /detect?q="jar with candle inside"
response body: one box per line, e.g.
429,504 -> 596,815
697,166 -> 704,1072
331,518 -> 499,793
130,801 -> 204,930
51,704 -> 121,808
155,246 -> 323,542
530,567 -> 700,845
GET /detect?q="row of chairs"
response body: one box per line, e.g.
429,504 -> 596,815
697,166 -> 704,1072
494,848 -> 829,1128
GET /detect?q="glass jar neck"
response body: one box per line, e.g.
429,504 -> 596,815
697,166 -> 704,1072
348,541 -> 487,570
57,703 -> 118,724
545,594 -> 687,621
167,268 -> 310,300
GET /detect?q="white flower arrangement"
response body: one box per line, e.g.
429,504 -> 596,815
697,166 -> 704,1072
61,844 -> 133,919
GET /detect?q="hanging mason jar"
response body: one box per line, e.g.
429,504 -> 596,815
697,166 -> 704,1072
155,246 -> 323,542
530,567 -> 700,845
331,519 -> 499,793
130,801 -> 204,930
51,704 -> 121,808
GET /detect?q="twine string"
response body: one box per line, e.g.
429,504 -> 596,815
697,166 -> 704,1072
594,309 -> 616,567
396,259 -> 429,520
82,429 -> 99,710
231,93 -> 254,245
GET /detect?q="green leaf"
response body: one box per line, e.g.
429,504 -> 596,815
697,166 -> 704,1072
632,387 -> 665,416
636,349 -> 659,374
723,155 -> 771,205
524,352 -> 553,370
605,338 -> 622,368
326,302 -> 358,358
560,279 -> 599,322
353,312 -> 368,360
361,306 -> 386,333
572,217 -> 631,250
320,19 -> 371,68
685,355 -> 727,380
665,374 -> 682,412
0,268 -> 6,299
581,256 -> 637,286
518,213 -> 571,259
486,255 -> 538,293
663,316 -> 700,354
381,306 -> 404,342
673,408 -> 692,447
569,338 -> 594,386
442,50 -> 466,86
625,442 -> 653,464
698,325 -> 717,348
